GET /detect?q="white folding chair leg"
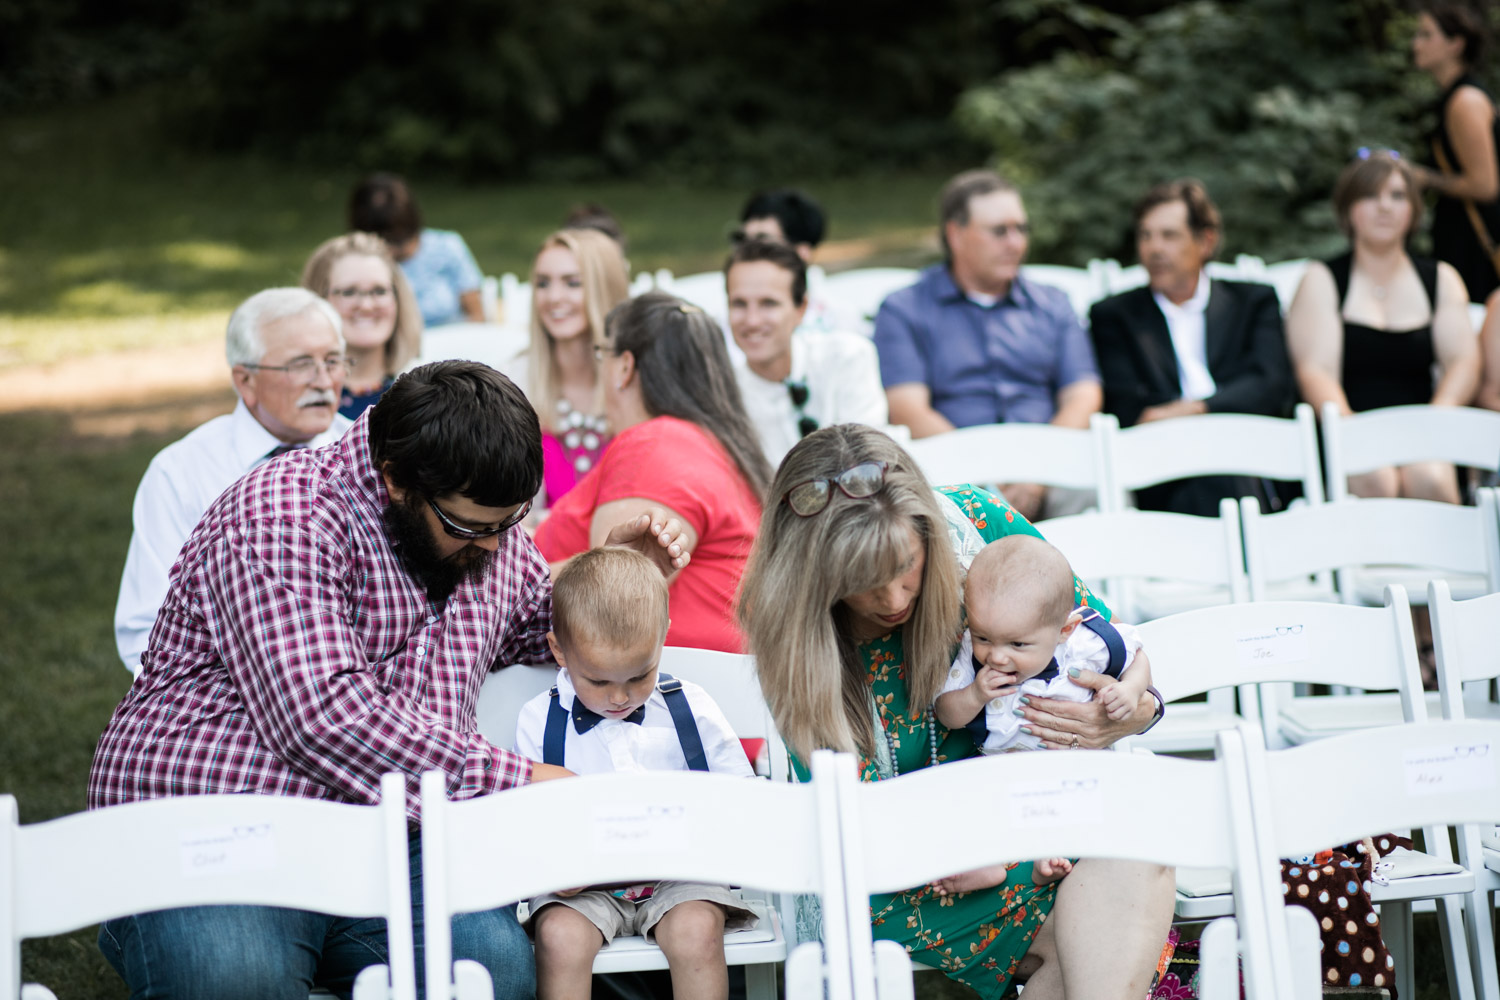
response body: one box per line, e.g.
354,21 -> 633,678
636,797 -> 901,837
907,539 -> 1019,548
1198,917 -> 1241,1000
1463,882 -> 1499,1000
872,939 -> 916,1000
450,958 -> 494,1000
1382,900 -> 1414,1000
1284,906 -> 1323,1000
1435,894 -> 1478,1000
784,941 -> 827,1000
20,986 -> 60,1000
743,960 -> 778,1000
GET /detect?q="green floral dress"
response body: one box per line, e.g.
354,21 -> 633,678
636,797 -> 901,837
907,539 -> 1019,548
794,485 -> 1111,999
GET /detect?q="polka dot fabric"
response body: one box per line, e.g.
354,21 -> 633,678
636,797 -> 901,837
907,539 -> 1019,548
1280,835 -> 1410,998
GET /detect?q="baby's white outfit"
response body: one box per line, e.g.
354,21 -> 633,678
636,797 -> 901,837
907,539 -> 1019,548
941,610 -> 1143,752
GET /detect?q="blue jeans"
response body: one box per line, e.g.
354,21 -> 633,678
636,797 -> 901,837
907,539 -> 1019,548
98,834 -> 534,1000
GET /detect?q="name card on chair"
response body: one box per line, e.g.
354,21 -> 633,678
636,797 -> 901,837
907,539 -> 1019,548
1235,625 -> 1309,668
180,823 -> 277,877
1008,778 -> 1103,828
1403,742 -> 1495,796
592,803 -> 688,852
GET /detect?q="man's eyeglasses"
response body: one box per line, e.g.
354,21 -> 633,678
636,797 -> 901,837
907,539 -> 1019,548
782,461 -> 888,517
984,222 -> 1030,239
786,380 -> 818,439
329,285 -> 393,303
427,496 -> 532,539
240,356 -> 353,384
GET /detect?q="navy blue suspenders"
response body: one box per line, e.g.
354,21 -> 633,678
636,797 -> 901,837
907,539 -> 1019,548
542,671 -> 710,772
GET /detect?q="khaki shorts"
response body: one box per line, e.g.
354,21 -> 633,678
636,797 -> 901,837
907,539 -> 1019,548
525,881 -> 758,944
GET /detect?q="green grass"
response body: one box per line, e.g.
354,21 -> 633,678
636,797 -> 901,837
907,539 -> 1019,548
0,91 -> 946,368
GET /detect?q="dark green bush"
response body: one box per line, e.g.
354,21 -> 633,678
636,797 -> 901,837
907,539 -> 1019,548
954,0 -> 1495,264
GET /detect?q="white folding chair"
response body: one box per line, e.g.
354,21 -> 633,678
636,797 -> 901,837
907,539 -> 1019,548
1430,580 -> 1500,999
829,728 -> 1294,1000
418,751 -> 855,1000
499,274 -> 530,333
1321,402 -> 1500,505
0,773 -> 416,1000
903,412 -> 1113,513
820,267 -> 919,337
1148,588 -> 1480,1000
414,323 -> 529,371
1239,719 -> 1500,1000
1264,258 -> 1310,313
1101,403 -> 1325,515
1018,263 -> 1106,322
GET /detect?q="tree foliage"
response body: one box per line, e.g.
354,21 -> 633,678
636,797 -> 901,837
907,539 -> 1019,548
956,0 -> 1486,264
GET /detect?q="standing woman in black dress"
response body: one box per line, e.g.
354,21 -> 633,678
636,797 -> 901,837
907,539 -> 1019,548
1410,3 -> 1500,304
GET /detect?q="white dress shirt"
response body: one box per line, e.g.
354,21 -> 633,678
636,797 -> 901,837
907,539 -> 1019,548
734,329 -> 898,467
1152,271 -> 1217,401
113,401 -> 351,674
941,619 -> 1142,753
514,667 -> 754,777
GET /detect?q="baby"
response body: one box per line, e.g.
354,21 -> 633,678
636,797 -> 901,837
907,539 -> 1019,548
932,534 -> 1146,895
514,547 -> 757,1000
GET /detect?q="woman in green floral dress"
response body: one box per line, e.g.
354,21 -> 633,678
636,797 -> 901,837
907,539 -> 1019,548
739,424 -> 1174,999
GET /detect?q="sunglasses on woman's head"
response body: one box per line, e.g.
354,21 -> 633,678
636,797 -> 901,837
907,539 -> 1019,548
782,461 -> 888,517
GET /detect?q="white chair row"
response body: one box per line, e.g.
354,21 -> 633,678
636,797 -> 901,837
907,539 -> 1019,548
11,717 -> 1496,1000
1133,582 -> 1500,1000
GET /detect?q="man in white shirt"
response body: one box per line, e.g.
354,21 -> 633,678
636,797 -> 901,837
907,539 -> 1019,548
114,288 -> 352,674
1088,179 -> 1294,515
724,239 -> 894,467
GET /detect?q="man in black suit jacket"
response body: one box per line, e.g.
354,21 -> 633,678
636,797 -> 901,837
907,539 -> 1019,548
1088,179 -> 1295,516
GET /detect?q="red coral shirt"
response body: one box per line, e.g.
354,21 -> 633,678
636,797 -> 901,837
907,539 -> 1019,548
534,416 -> 762,653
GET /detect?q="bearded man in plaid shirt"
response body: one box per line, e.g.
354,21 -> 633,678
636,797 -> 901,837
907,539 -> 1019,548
88,360 -> 691,1000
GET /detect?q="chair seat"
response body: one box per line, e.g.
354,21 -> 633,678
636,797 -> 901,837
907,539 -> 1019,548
1278,692 -> 1444,745
1483,827 -> 1500,852
1176,849 -> 1470,920
1349,568 -> 1490,606
1134,705 -> 1243,754
591,897 -> 783,973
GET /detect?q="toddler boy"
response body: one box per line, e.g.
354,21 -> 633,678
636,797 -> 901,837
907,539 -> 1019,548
515,547 -> 756,1000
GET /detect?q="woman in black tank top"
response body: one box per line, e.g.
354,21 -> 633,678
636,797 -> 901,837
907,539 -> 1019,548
1285,149 -> 1479,502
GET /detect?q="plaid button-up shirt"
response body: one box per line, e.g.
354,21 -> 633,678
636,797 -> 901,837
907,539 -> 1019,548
88,411 -> 548,822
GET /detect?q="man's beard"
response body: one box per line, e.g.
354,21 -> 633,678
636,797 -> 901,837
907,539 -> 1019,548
383,494 -> 492,604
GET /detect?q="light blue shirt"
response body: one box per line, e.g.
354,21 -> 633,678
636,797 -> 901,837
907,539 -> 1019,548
399,228 -> 483,328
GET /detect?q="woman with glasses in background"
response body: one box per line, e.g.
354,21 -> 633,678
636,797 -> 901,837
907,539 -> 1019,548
736,424 -> 1171,1000
1285,149 -> 1480,501
301,232 -> 423,420
503,228 -> 630,509
534,292 -> 771,653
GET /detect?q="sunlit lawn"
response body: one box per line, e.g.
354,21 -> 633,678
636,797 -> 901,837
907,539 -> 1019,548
0,92 -> 945,368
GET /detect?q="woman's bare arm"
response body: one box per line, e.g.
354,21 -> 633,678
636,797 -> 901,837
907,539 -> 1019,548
1430,263 -> 1482,407
1285,261 -> 1352,416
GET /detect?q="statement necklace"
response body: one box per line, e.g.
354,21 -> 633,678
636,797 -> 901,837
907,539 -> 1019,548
556,399 -> 609,474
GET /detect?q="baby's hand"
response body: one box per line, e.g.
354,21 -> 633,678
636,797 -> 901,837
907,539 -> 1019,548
1031,858 -> 1073,886
974,665 -> 1019,701
1098,681 -> 1133,721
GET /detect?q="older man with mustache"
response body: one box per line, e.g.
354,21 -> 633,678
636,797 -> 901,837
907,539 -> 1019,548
114,287 -> 352,674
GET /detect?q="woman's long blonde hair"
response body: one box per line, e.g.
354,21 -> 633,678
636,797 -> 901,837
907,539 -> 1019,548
527,228 -> 630,427
738,425 -> 962,763
300,232 -> 423,376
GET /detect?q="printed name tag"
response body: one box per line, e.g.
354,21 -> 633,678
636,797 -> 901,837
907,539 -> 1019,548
1008,778 -> 1103,828
1235,625 -> 1309,668
179,824 -> 277,878
1403,742 -> 1494,796
592,803 -> 688,852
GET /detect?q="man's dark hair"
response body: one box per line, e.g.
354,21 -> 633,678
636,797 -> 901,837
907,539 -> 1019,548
1132,178 -> 1223,258
739,189 -> 826,247
369,361 -> 542,507
723,239 -> 808,307
349,173 -> 424,247
1423,2 -> 1488,66
563,202 -> 627,251
938,169 -> 1018,261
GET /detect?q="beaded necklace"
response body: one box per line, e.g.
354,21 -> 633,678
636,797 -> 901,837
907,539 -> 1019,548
869,690 -> 939,779
555,398 -> 609,475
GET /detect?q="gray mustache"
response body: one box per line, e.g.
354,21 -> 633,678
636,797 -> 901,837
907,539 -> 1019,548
298,390 -> 336,409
